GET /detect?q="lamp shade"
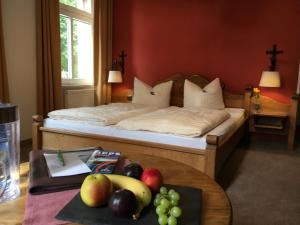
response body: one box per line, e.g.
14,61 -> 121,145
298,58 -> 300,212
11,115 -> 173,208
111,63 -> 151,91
108,70 -> 123,83
259,71 -> 281,87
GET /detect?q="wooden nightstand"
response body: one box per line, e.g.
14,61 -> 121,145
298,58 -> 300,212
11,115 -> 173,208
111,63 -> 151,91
111,89 -> 133,102
249,110 -> 289,135
248,94 -> 299,150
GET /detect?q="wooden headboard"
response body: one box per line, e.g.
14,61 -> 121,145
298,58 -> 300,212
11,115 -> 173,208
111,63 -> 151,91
111,74 -> 250,110
156,74 -> 247,109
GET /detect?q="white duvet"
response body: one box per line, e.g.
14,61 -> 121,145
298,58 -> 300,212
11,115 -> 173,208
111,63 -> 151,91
48,103 -> 157,126
117,106 -> 230,137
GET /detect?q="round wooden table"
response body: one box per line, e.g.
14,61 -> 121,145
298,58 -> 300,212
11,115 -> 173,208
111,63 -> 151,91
0,154 -> 231,225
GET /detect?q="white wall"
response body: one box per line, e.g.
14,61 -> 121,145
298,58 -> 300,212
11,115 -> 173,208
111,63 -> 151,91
2,0 -> 37,140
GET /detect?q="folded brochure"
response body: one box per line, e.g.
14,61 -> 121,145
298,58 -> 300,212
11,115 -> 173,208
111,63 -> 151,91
86,150 -> 121,174
44,152 -> 92,177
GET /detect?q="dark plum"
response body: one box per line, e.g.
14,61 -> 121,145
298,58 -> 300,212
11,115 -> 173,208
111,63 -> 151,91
108,189 -> 137,218
123,163 -> 144,180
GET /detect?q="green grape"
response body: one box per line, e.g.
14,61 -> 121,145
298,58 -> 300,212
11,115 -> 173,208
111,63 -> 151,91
155,193 -> 162,199
170,199 -> 179,206
160,186 -> 168,195
158,214 -> 168,225
167,215 -> 177,225
154,197 -> 161,207
160,198 -> 170,209
168,189 -> 175,196
170,206 -> 182,218
156,205 -> 167,215
170,192 -> 180,201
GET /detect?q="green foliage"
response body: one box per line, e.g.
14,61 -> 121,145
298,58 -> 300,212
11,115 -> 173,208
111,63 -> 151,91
60,15 -> 68,74
73,21 -> 79,78
59,0 -> 77,7
59,17 -> 78,78
60,0 -> 90,79
60,0 -> 78,78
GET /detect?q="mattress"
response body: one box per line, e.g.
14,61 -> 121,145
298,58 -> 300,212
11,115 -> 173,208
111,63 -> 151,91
44,108 -> 245,150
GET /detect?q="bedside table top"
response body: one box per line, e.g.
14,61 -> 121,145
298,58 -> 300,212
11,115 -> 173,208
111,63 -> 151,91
251,110 -> 288,117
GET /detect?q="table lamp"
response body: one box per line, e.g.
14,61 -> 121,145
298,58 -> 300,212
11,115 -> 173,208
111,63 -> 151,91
108,70 -> 123,83
259,71 -> 281,87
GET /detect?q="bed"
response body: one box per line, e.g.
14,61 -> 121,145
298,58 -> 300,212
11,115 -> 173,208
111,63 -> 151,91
32,74 -> 252,179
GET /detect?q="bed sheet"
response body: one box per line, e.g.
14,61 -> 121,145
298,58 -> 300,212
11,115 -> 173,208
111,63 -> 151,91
44,108 -> 245,150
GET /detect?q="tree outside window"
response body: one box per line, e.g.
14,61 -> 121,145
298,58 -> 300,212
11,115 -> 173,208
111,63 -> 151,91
59,0 -> 93,85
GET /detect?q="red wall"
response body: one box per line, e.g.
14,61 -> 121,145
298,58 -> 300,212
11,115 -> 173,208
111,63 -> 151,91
113,0 -> 300,103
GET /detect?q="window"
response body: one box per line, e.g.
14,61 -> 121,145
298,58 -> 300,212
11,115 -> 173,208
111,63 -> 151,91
59,0 -> 93,85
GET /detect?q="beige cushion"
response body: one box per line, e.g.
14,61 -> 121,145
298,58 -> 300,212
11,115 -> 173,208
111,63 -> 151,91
132,77 -> 173,108
184,78 -> 225,109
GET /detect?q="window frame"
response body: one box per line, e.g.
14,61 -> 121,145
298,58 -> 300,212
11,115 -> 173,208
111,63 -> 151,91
59,1 -> 94,86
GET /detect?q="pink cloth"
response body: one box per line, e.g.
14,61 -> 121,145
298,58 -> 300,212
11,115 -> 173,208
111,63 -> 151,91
23,189 -> 79,225
23,158 -> 131,225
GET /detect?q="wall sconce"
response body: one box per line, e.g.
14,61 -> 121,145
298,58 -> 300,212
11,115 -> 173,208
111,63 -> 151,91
108,70 -> 123,83
108,50 -> 127,84
259,44 -> 283,88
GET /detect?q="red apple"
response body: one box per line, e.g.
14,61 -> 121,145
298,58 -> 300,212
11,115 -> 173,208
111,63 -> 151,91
80,174 -> 113,207
141,168 -> 163,192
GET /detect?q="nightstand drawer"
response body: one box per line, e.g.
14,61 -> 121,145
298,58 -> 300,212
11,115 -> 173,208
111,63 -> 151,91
253,115 -> 287,130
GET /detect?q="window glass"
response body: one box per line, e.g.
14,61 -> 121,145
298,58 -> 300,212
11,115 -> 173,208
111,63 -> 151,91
59,0 -> 92,13
72,19 -> 93,82
60,15 -> 71,79
59,0 -> 93,85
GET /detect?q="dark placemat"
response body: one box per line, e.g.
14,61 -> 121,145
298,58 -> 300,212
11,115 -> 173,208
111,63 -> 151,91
28,150 -> 92,195
56,184 -> 202,225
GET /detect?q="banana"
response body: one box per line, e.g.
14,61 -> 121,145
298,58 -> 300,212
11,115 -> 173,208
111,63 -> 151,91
105,174 -> 152,220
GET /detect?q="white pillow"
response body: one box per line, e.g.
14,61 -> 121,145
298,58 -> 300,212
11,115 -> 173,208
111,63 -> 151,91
184,78 -> 225,110
132,77 -> 173,108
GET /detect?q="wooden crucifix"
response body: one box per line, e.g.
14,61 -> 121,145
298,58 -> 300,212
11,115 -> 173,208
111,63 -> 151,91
112,50 -> 127,74
119,50 -> 127,74
266,44 -> 283,71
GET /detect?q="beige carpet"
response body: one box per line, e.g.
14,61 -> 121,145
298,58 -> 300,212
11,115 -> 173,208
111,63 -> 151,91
219,135 -> 300,225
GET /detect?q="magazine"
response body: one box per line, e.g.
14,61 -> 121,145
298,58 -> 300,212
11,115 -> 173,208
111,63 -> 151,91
86,150 -> 121,174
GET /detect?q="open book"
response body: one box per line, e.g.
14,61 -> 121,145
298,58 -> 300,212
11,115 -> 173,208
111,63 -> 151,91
44,148 -> 121,177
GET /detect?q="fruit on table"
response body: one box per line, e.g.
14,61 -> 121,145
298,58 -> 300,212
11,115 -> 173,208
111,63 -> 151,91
154,186 -> 182,225
108,189 -> 137,218
141,168 -> 163,193
123,163 -> 144,180
170,206 -> 182,218
80,174 -> 112,207
167,215 -> 177,225
105,174 -> 152,220
158,214 -> 168,225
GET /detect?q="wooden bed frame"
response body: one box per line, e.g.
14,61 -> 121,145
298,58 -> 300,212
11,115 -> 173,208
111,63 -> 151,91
32,74 -> 252,179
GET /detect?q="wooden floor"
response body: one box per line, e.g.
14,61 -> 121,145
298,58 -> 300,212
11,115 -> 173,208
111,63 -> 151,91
20,139 -> 32,163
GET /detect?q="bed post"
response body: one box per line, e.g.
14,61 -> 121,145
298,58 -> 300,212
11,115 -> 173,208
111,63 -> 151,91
288,94 -> 299,150
204,145 -> 217,179
244,85 -> 253,115
205,135 -> 219,178
32,115 -> 43,150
